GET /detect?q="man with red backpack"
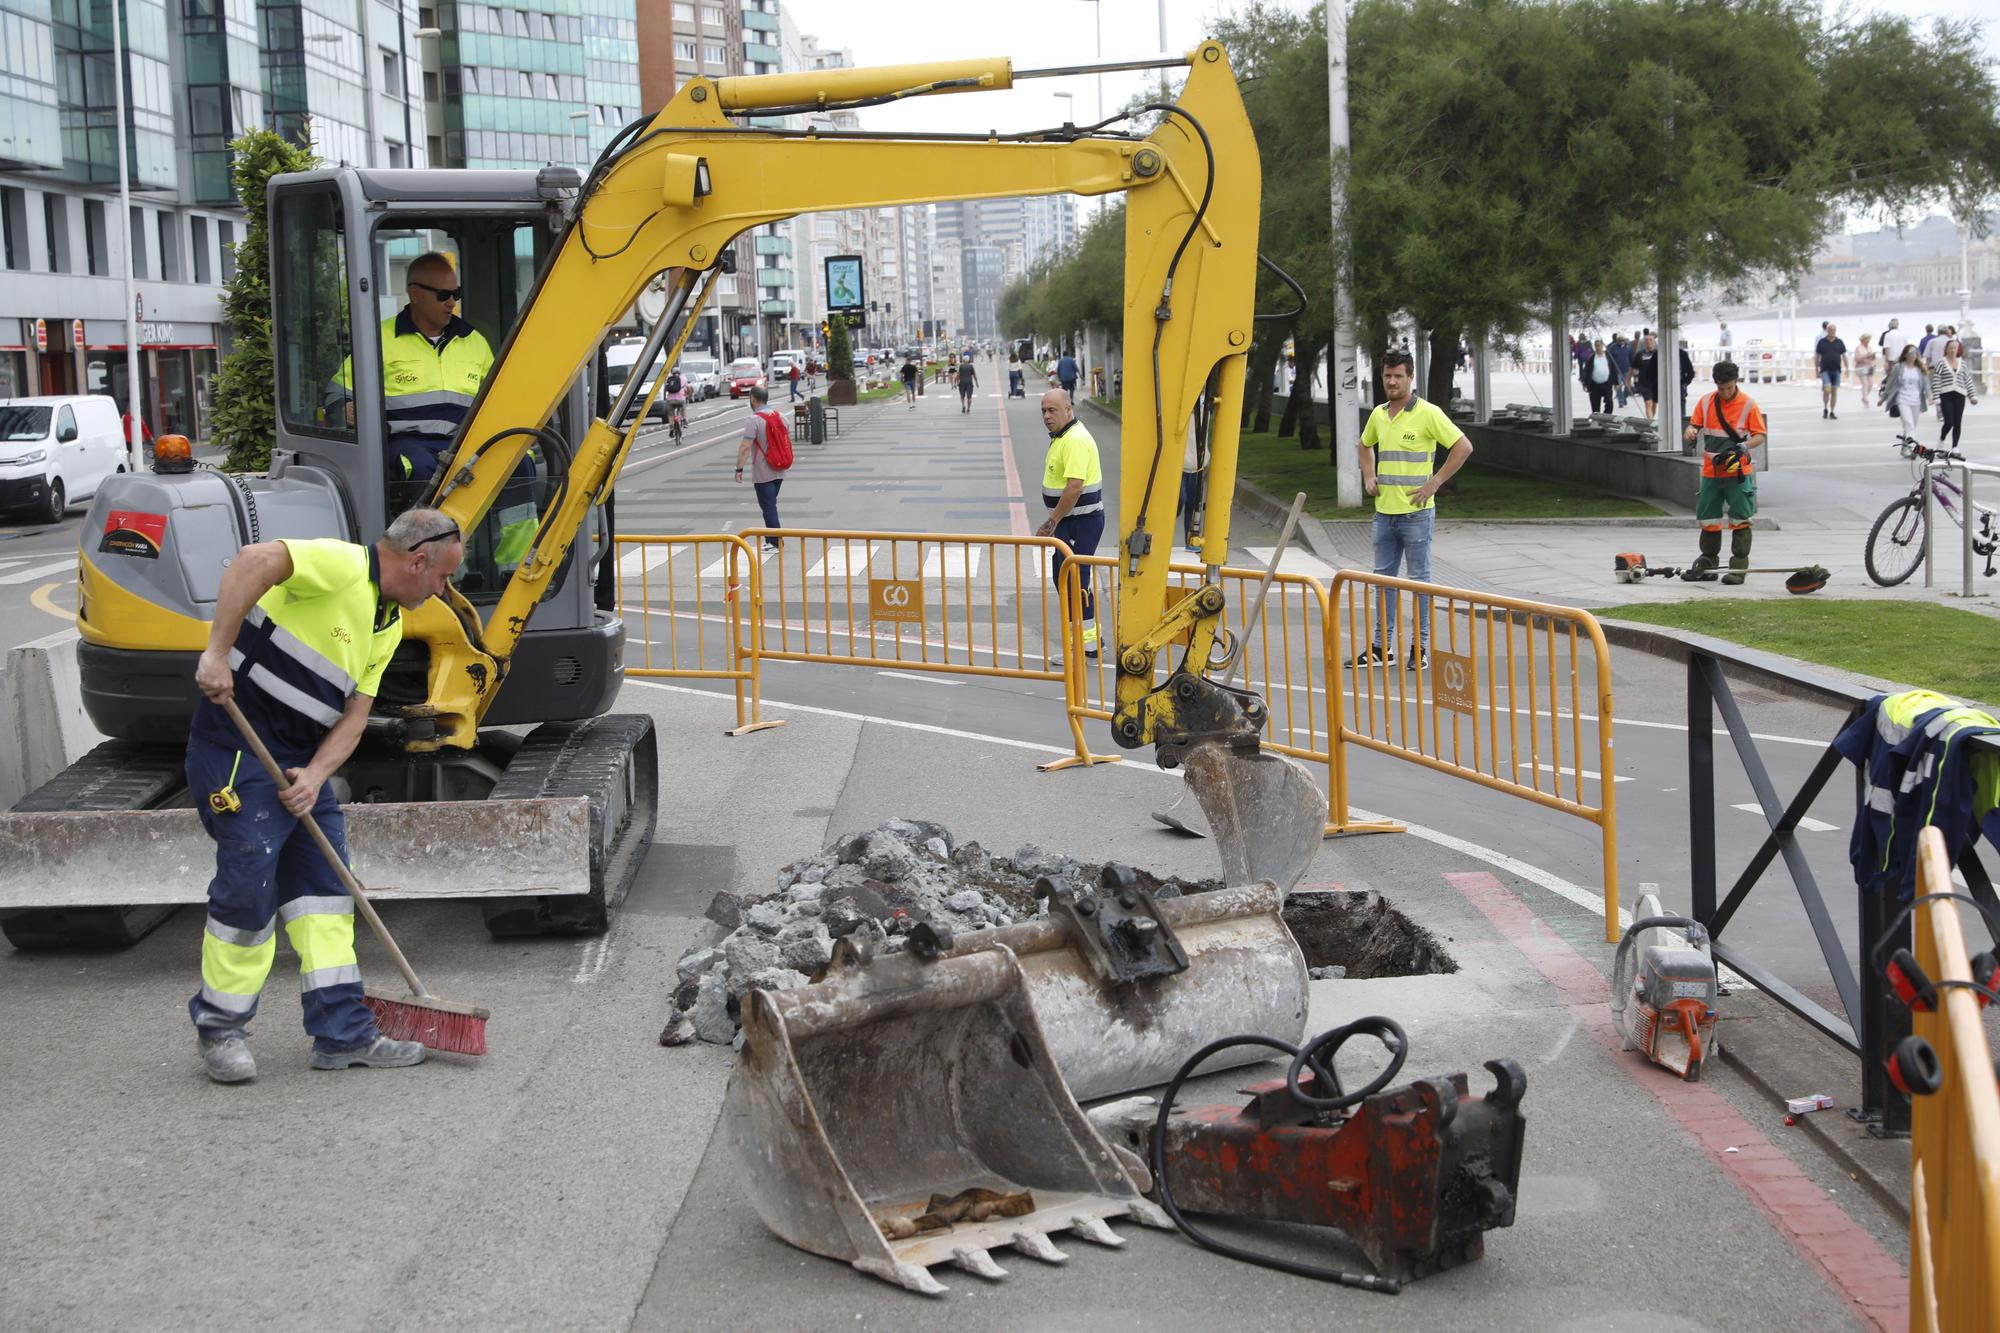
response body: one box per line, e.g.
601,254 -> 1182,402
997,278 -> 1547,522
734,385 -> 793,550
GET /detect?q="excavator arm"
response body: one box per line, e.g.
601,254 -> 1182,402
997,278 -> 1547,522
405,42 -> 1267,773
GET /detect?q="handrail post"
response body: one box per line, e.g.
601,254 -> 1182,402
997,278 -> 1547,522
1688,653 -> 1717,928
1925,464 -> 1936,589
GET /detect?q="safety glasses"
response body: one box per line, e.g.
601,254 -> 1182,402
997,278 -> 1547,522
411,281 -> 463,302
409,522 -> 461,551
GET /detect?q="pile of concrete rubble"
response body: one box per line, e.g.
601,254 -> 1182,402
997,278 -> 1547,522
660,817 -> 1218,1047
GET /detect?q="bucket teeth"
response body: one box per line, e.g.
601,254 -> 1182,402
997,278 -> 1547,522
1124,1199 -> 1174,1230
1069,1216 -> 1125,1248
951,1247 -> 1008,1281
1009,1230 -> 1070,1264
853,1257 -> 948,1297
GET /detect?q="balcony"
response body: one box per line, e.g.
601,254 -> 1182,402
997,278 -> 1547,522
744,40 -> 778,64
759,298 -> 795,317
754,235 -> 791,257
756,267 -> 794,288
741,9 -> 778,32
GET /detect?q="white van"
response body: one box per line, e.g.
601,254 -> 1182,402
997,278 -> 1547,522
603,339 -> 668,422
0,395 -> 127,523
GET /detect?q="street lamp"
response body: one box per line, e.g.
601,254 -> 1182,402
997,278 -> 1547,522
109,0 -> 141,471
1068,0 -> 1103,122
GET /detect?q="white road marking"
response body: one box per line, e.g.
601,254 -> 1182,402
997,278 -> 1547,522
0,559 -> 75,585
1514,761 -> 1633,784
876,670 -> 962,687
1730,803 -> 1838,832
572,935 -> 612,985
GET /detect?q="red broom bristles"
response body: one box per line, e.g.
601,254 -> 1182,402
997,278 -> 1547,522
363,993 -> 489,1057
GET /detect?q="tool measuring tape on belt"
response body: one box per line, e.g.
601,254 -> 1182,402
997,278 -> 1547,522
208,750 -> 244,815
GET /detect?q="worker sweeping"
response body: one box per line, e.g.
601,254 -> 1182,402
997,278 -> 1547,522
188,508 -> 464,1083
1683,360 -> 1766,584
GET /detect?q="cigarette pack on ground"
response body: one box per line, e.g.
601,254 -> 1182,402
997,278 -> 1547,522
1787,1093 -> 1835,1115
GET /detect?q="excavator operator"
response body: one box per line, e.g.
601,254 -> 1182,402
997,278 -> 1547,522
328,253 -> 538,570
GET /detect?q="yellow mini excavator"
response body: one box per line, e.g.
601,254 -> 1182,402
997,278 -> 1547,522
1,42 -> 1324,965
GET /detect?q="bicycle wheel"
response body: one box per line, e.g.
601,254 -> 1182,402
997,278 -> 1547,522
1865,494 -> 1928,587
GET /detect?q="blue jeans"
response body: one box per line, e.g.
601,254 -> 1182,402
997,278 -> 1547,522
753,479 -> 783,533
1371,508 -> 1435,648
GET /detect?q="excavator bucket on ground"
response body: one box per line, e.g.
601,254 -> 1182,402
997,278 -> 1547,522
940,873 -> 1308,1101
726,935 -> 1169,1296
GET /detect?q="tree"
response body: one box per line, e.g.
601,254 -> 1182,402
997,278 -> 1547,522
826,316 -> 854,380
210,129 -> 320,472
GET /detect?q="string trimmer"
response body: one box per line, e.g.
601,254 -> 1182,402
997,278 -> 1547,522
1613,552 -> 1829,595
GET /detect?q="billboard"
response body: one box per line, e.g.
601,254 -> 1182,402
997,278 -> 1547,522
824,255 -> 864,317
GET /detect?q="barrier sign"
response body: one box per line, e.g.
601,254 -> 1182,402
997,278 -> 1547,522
869,577 -> 923,623
1432,650 -> 1478,714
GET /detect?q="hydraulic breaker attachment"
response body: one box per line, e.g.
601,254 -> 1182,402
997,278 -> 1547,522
941,874 -> 1308,1101
725,934 -> 1169,1297
1090,1058 -> 1528,1283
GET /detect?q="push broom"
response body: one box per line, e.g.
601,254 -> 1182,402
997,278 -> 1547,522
223,698 -> 490,1056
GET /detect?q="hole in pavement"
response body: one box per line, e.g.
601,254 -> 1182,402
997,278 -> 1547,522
1282,892 -> 1457,978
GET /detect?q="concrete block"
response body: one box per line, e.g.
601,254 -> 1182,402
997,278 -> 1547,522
0,628 -> 108,811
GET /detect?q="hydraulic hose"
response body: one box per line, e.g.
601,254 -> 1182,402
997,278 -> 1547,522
1149,1018 -> 1410,1294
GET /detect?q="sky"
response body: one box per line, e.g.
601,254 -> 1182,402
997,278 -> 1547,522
778,0 -> 1999,146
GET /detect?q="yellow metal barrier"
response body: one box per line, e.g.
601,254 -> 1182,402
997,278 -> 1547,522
1910,826 -> 2000,1332
613,533 -> 783,737
1329,571 -> 1621,939
743,528 -> 1118,770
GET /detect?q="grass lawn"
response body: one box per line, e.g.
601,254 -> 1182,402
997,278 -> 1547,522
1598,599 -> 2000,704
1234,429 -> 1665,521
857,383 -> 906,403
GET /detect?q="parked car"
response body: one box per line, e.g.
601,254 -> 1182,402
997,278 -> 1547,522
0,395 -> 127,523
680,355 -> 723,400
725,358 -> 767,398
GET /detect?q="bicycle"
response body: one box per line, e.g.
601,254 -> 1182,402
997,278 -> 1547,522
665,399 -> 687,445
1864,440 -> 1998,587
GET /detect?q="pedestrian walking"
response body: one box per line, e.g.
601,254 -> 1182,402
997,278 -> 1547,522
1930,338 -> 1978,451
1035,389 -> 1105,663
1925,325 -> 1956,369
1880,317 -> 1908,363
734,385 -> 792,549
1683,362 -> 1766,585
1814,323 -> 1850,419
1055,348 -> 1079,401
956,357 -> 978,412
1607,333 -> 1634,408
1718,321 -> 1732,350
1582,338 -> 1617,414
901,354 -> 919,408
1918,324 -> 1938,360
1678,344 -> 1696,418
186,510 -> 463,1082
1882,344 -> 1929,447
1629,332 -> 1662,416
1855,333 -> 1880,405
788,362 -> 802,401
1350,349 -> 1472,672
1178,412 -> 1206,552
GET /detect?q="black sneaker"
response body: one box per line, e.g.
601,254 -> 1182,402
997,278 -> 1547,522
1406,647 -> 1429,670
1348,645 -> 1396,668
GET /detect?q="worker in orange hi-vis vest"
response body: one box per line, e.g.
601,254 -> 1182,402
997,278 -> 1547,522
1682,361 -> 1767,585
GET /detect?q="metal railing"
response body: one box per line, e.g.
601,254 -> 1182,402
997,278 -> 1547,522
1909,826 -> 2000,1331
613,532 -> 782,737
1922,456 -> 2000,597
1329,572 -> 1622,940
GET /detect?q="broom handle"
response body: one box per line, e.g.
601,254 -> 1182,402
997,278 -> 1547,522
220,697 -> 430,999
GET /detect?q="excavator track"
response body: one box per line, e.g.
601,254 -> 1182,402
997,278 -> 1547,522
1,741 -> 192,949
480,713 -> 658,938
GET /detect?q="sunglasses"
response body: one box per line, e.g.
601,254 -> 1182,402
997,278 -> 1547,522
411,281 -> 462,302
410,522 -> 461,551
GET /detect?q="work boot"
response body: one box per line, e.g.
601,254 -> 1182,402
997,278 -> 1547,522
1348,644 -> 1396,668
1722,527 -> 1752,585
311,1035 -> 427,1071
199,1033 -> 256,1084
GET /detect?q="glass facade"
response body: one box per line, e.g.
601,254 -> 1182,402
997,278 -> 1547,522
53,0 -> 176,188
433,0 -> 635,168
180,0 -> 264,202
0,1 -> 63,171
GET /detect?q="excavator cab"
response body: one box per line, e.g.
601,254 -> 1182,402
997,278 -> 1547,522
267,168 -> 621,726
